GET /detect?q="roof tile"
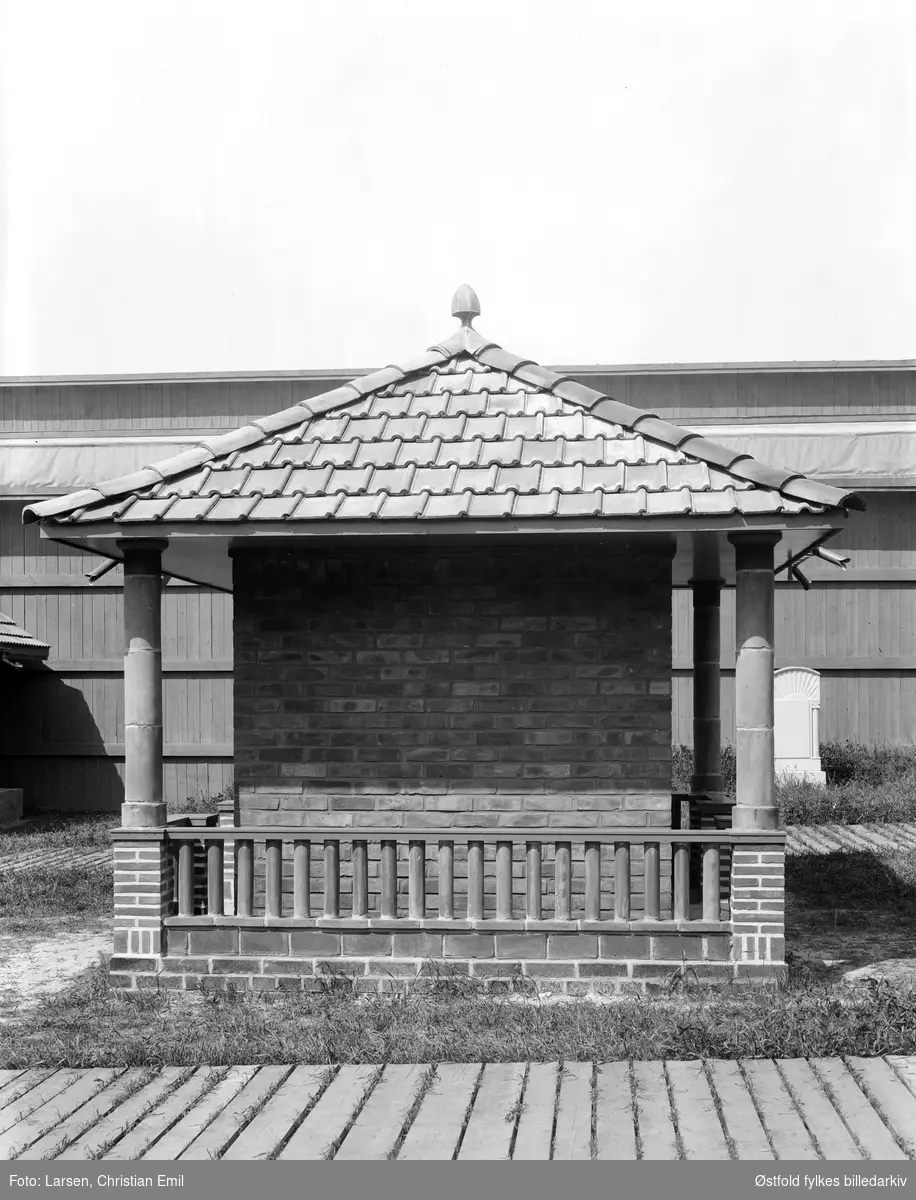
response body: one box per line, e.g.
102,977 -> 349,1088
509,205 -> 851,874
676,436 -> 746,471
378,492 -> 429,520
437,439 -> 483,467
353,441 -> 401,469
365,466 -> 415,495
24,293 -> 862,532
514,491 -> 560,518
625,463 -> 668,491
117,497 -> 176,522
207,496 -> 260,521
467,492 -> 516,519
412,467 -> 458,495
495,465 -> 543,494
564,437 -> 610,465
396,440 -> 441,468
249,496 -> 301,520
550,379 -> 606,410
95,467 -> 164,499
251,405 -> 315,438
310,442 -> 360,468
582,464 -> 625,492
273,443 -> 320,468
287,466 -> 334,495
556,491 -> 604,517
422,491 -> 473,520
336,493 -> 385,520
541,464 -> 583,493
691,489 -> 739,516
645,488 -> 692,516
479,438 -> 524,466
589,397 -> 645,430
602,489 -> 648,517
291,494 -> 345,520
242,467 -> 293,496
167,497 -> 221,521
327,466 -> 374,494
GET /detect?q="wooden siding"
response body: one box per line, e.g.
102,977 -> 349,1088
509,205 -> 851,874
2,367 -> 915,434
672,493 -> 916,746
0,501 -> 233,811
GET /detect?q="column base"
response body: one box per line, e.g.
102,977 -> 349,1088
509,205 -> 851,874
732,805 -> 779,831
121,802 -> 168,829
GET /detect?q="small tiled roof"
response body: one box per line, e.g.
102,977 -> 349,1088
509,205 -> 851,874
0,611 -> 50,661
24,288 -> 864,528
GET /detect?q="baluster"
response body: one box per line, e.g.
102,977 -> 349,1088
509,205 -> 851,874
352,839 -> 368,919
438,840 -> 454,919
381,839 -> 397,919
324,840 -> 340,918
702,843 -> 721,922
555,841 -> 571,921
673,842 -> 690,921
178,840 -> 195,917
408,840 -> 425,918
266,839 -> 283,918
496,841 -> 512,920
644,842 -> 660,920
236,839 -> 254,918
467,840 -> 484,920
526,841 -> 542,921
614,842 -> 630,921
585,841 -> 601,921
293,839 -> 310,919
206,839 -> 224,916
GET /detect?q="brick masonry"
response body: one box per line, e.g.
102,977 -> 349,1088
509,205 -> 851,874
112,835 -> 174,957
729,842 -> 786,978
231,546 -> 673,829
109,921 -> 743,995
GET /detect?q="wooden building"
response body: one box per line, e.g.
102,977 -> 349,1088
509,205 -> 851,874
1,311 -> 914,813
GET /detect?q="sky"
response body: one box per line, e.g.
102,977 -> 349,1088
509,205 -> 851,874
0,0 -> 914,377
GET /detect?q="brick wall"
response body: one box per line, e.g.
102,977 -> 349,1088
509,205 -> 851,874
232,545 -> 673,830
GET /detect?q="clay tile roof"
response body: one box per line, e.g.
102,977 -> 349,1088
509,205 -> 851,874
0,611 -> 50,661
23,286 -> 865,529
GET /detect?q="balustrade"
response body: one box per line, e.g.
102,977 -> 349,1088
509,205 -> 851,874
165,825 -> 743,925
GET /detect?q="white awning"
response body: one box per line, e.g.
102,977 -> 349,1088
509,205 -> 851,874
1,423 -> 914,495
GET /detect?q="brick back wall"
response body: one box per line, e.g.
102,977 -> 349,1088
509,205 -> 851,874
232,545 -> 673,829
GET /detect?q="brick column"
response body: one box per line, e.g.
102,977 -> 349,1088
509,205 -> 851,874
689,579 -> 724,797
728,533 -> 780,831
730,837 -> 786,978
111,830 -> 173,977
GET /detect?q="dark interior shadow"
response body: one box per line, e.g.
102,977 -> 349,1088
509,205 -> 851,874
0,660 -> 124,814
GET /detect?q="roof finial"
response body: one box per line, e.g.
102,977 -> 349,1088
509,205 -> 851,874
451,283 -> 480,327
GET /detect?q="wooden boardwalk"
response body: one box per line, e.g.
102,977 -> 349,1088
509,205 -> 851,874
1,1058 -> 914,1160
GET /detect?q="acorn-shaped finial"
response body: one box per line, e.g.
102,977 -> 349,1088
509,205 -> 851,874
451,284 -> 480,327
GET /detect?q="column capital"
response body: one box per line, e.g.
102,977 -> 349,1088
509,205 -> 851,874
728,531 -> 781,571
688,578 -> 724,604
118,539 -> 169,576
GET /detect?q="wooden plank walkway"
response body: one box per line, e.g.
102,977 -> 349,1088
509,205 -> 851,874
0,1058 -> 910,1160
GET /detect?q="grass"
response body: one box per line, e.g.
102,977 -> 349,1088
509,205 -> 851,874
787,847 -> 916,917
1,794 -> 915,1067
673,740 -> 916,825
0,814 -> 117,932
1,959 -> 915,1068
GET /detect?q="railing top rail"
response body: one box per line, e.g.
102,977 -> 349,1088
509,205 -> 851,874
113,825 -> 786,845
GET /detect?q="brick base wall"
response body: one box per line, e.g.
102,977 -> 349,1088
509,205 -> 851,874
110,922 -> 737,996
232,545 -> 673,830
